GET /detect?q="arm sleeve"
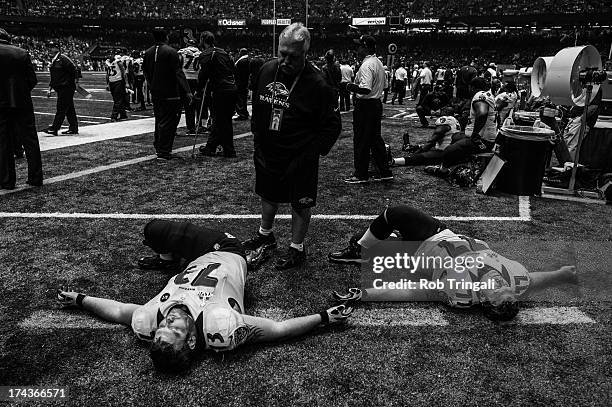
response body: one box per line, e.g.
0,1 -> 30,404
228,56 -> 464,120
251,66 -> 263,148
197,53 -> 211,91
24,53 -> 38,90
357,64 -> 373,91
173,51 -> 190,97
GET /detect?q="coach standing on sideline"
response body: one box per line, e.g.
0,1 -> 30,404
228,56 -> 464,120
143,29 -> 192,161
242,23 -> 341,270
343,35 -> 392,184
43,41 -> 78,136
0,28 -> 43,189
234,48 -> 250,121
197,32 -> 238,158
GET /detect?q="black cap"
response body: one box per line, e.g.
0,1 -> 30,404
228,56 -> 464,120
0,28 -> 9,42
47,41 -> 60,49
353,35 -> 376,48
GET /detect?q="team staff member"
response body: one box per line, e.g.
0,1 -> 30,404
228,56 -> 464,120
197,32 -> 238,158
143,29 -> 192,161
106,54 -> 129,122
234,48 -> 250,121
58,219 -> 353,373
339,59 -> 353,111
0,28 -> 42,189
390,62 -> 407,105
178,40 -> 201,134
43,41 -> 79,136
418,62 -> 433,105
344,35 -> 392,184
243,23 -> 341,270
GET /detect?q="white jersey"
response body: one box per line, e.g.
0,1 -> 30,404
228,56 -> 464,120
433,116 -> 461,150
465,90 -> 497,142
106,58 -> 125,83
495,91 -> 518,123
131,251 -> 248,351
340,64 -> 354,83
133,58 -> 144,77
416,229 -> 531,308
178,46 -> 201,80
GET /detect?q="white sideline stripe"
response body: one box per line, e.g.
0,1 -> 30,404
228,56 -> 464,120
0,131 -> 252,197
511,307 -> 595,325
79,120 -> 102,124
540,193 -> 608,205
518,195 -> 531,220
19,307 -> 594,330
35,111 -> 109,120
36,116 -> 187,152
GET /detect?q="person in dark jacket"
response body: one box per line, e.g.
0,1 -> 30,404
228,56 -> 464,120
320,49 -> 341,106
241,23 -> 341,270
143,29 -> 192,160
416,85 -> 451,127
234,48 -> 250,121
43,41 -> 79,136
197,32 -> 238,158
0,28 -> 42,189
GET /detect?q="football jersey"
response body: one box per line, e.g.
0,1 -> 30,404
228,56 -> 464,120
106,58 -> 124,83
133,58 -> 144,77
433,116 -> 461,150
178,46 -> 201,80
465,90 -> 497,142
495,91 -> 518,120
415,229 -> 531,308
131,251 -> 248,351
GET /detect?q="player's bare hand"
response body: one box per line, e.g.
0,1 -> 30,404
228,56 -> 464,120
332,287 -> 362,304
56,288 -> 78,307
325,304 -> 354,323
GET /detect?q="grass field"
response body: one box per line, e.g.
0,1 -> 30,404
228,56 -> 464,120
1,73 -> 611,406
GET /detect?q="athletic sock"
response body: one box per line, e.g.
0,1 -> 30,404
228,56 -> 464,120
394,158 -> 405,166
259,226 -> 273,236
357,228 -> 382,249
159,253 -> 174,261
290,242 -> 304,252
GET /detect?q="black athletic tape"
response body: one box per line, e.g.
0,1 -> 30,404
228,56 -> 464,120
319,311 -> 330,325
76,294 -> 86,307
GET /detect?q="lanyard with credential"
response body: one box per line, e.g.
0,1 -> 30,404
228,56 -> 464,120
269,62 -> 302,132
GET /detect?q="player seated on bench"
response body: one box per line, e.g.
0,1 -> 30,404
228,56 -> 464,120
328,205 -> 577,321
57,220 -> 353,373
390,115 -> 464,167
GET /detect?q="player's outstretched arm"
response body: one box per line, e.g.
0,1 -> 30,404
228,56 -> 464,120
240,304 -> 353,345
57,290 -> 141,326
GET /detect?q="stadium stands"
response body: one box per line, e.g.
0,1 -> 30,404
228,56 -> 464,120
6,0 -> 611,19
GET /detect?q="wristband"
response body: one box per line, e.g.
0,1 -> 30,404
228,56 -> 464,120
76,294 -> 86,307
319,311 -> 329,325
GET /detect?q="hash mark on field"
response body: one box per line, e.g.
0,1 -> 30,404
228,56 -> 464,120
512,307 -> 595,325
355,308 -> 449,326
20,310 -> 123,330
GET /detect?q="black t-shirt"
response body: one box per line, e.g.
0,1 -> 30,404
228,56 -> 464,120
251,59 -> 341,163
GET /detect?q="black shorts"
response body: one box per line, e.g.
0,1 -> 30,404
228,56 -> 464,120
254,148 -> 319,209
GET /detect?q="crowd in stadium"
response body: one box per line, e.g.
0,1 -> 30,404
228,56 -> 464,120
5,0 -> 610,19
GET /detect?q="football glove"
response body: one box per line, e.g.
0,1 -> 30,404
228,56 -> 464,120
56,288 -> 79,308
332,288 -> 363,303
325,304 -> 354,324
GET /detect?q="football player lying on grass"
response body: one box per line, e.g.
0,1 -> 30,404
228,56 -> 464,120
329,205 -> 577,321
58,220 -> 353,373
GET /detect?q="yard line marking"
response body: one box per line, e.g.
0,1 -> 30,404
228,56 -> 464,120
354,308 -> 449,326
518,195 -> 531,220
19,306 -> 595,331
35,111 -> 109,120
511,307 -> 595,325
0,132 -> 253,196
19,310 -> 124,330
130,114 -> 152,118
0,213 -> 528,221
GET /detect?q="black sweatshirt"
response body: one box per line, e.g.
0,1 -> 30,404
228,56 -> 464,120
251,59 -> 341,162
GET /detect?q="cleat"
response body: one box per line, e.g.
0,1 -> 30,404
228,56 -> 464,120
242,232 -> 276,252
329,236 -> 363,264
275,246 -> 306,270
332,288 -> 363,303
137,254 -> 179,271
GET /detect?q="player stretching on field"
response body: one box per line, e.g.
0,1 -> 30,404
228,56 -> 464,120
58,220 -> 353,373
329,205 -> 577,321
